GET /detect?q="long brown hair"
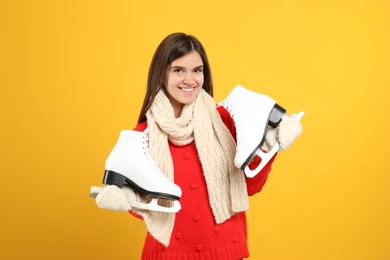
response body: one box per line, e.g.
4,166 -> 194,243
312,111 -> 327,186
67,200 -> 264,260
137,32 -> 213,123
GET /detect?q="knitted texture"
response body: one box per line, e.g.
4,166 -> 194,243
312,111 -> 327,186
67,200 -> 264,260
261,113 -> 303,152
93,185 -> 135,212
142,140 -> 251,260
132,89 -> 249,246
135,106 -> 277,260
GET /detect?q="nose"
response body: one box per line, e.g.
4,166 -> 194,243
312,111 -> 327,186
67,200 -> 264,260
183,72 -> 195,85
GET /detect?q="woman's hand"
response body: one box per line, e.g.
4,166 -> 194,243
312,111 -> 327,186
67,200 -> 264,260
261,113 -> 303,152
90,184 -> 136,212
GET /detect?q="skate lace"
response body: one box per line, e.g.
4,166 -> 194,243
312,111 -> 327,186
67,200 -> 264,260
221,100 -> 242,137
141,128 -> 165,176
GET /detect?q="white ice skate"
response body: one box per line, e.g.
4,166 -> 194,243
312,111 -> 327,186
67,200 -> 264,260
101,129 -> 182,213
219,85 -> 304,178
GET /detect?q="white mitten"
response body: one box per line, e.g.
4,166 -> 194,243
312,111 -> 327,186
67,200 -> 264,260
261,113 -> 303,152
90,184 -> 136,212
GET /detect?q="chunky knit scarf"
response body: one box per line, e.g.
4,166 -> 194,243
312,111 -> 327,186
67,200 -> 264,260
132,88 -> 248,246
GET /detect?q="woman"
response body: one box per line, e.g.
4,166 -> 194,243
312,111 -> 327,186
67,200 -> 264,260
93,32 -> 302,259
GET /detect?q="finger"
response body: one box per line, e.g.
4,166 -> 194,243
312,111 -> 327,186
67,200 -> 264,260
289,113 -> 297,119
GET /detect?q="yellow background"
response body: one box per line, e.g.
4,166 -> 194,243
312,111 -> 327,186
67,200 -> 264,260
1,0 -> 389,259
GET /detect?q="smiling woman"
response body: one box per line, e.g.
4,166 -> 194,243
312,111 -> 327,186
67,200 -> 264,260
91,32 -> 303,260
137,33 -> 214,123
165,51 -> 204,117
1,0 -> 389,259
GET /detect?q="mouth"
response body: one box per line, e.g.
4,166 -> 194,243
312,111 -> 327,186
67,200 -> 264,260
179,87 -> 196,92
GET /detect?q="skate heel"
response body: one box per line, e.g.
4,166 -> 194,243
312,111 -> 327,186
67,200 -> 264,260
243,111 -> 305,177
240,103 -> 286,170
268,103 -> 286,128
103,170 -> 126,187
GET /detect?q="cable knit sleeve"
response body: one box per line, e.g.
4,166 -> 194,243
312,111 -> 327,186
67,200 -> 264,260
216,105 -> 277,196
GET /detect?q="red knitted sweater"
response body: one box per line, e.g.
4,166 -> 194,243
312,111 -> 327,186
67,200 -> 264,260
132,106 -> 276,260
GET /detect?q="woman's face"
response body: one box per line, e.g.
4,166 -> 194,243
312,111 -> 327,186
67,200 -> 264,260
164,51 -> 204,117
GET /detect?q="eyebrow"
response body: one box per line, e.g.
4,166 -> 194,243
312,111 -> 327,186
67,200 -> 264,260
170,65 -> 204,70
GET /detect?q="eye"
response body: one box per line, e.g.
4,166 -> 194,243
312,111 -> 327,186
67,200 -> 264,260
173,68 -> 183,73
194,68 -> 203,73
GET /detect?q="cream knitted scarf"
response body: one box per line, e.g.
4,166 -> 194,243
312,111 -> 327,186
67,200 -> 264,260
132,89 -> 248,246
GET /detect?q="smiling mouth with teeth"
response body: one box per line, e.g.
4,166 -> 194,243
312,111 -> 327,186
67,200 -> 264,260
180,87 -> 195,92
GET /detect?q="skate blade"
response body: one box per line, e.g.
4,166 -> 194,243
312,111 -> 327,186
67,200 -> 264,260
89,185 -> 103,198
244,111 -> 305,178
244,144 -> 279,178
128,198 -> 181,213
89,193 -> 97,198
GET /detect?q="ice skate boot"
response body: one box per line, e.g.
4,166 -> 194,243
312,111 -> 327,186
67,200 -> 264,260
103,129 -> 182,213
219,85 -> 304,177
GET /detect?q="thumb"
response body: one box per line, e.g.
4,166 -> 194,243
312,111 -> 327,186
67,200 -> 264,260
289,113 -> 297,119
